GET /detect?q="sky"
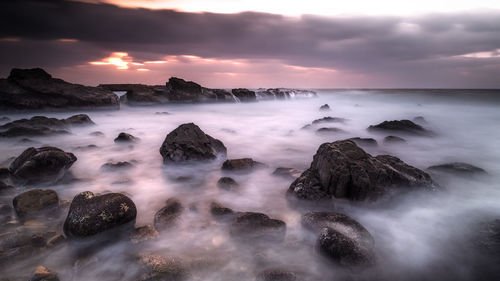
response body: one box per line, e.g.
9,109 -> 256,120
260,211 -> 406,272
0,0 -> 499,88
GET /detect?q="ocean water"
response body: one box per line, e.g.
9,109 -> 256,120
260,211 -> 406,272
1,89 -> 500,280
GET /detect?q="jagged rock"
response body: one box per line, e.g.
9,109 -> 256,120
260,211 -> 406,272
229,212 -> 286,242
368,120 -> 431,135
13,189 -> 59,221
130,225 -> 159,244
0,114 -> 94,137
256,268 -> 299,281
232,88 -> 257,102
210,201 -> 234,216
160,123 -> 226,162
221,158 -> 266,172
154,198 -> 183,231
217,177 -> 239,190
384,135 -> 406,143
272,167 -> 302,180
349,137 -> 377,147
0,68 -> 119,111
9,147 -> 76,185
315,127 -> 345,134
288,140 -> 436,201
28,266 -> 60,281
427,162 -> 486,176
312,117 -> 347,124
114,132 -> 139,143
137,253 -> 190,281
63,191 -> 137,238
319,104 -> 330,111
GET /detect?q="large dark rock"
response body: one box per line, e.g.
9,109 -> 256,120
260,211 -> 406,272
231,88 -> 257,102
229,212 -> 286,242
427,162 -> 486,176
288,140 -> 437,201
0,114 -> 94,137
13,189 -> 59,220
9,147 -> 77,185
368,119 -> 431,135
160,123 -> 227,162
63,191 -> 137,238
154,198 -> 183,231
221,158 -> 266,172
0,68 -> 119,111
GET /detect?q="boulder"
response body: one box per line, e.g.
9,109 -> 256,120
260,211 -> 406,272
221,158 -> 266,172
217,177 -> 239,190
28,266 -> 60,281
312,117 -> 347,124
63,191 -> 137,238
160,123 -> 226,162
114,132 -> 139,143
0,114 -> 94,137
137,253 -> 190,281
13,189 -> 59,220
210,201 -> 234,216
256,268 -> 299,281
231,88 -> 257,102
368,120 -> 431,135
9,147 -> 76,185
272,167 -> 302,180
349,137 -> 378,147
319,104 -> 330,111
384,135 -> 406,143
317,227 -> 374,267
0,68 -> 119,111
427,162 -> 486,176
229,212 -> 286,242
288,140 -> 436,201
130,225 -> 159,244
154,198 -> 183,231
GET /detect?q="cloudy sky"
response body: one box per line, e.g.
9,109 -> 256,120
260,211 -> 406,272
1,0 -> 499,88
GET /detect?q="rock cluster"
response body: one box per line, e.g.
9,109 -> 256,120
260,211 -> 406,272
0,114 -> 94,137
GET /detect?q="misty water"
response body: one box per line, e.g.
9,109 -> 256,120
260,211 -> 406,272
1,90 -> 500,281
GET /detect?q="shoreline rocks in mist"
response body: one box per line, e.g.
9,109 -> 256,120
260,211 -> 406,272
0,114 -> 94,137
63,191 -> 137,238
229,212 -> 286,242
9,147 -> 77,185
114,132 -> 139,143
384,135 -> 406,143
368,119 -> 432,136
349,137 -> 378,147
0,68 -> 119,111
256,88 -> 317,100
160,123 -> 227,163
217,177 -> 239,190
154,198 -> 184,231
288,140 -> 437,201
272,167 -> 303,180
221,158 -> 266,172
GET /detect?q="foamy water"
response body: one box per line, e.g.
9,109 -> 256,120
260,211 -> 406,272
1,90 -> 500,280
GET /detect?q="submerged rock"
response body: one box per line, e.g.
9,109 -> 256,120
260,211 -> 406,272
63,191 -> 137,238
160,123 -> 227,163
114,132 -> 139,143
384,135 -> 406,143
216,177 -> 239,190
427,162 -> 486,176
0,114 -> 94,137
210,201 -> 234,217
154,198 -> 183,231
256,268 -> 299,281
319,104 -> 330,111
100,161 -> 134,171
288,140 -> 436,201
349,137 -> 378,147
221,158 -> 266,172
272,167 -> 302,180
231,88 -> 257,102
13,189 -> 59,221
229,212 -> 286,242
315,127 -> 345,134
368,119 -> 431,135
137,253 -> 190,281
0,68 -> 119,111
413,116 -> 427,124
130,225 -> 159,244
312,117 -> 347,124
28,265 -> 60,281
9,147 -> 77,185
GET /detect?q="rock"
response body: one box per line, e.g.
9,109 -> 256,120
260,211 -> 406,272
63,191 -> 137,238
12,189 -> 59,220
288,140 -> 437,201
349,137 -> 378,147
476,219 -> 500,255
272,167 -> 302,180
229,212 -> 286,242
0,167 -> 10,179
319,104 -> 330,111
46,234 -> 66,247
384,135 -> 406,143
0,114 -> 94,137
73,144 -> 98,151
413,116 -> 427,124
256,268 -> 299,281
90,131 -> 105,137
317,227 -> 374,267
221,158 -> 266,172
0,68 -> 119,111
100,161 -> 133,171
368,120 -> 431,135
232,88 -> 257,102
160,123 -> 226,162
315,127 -> 345,134
300,124 -> 312,130
9,147 -> 76,185
130,225 -> 159,244
427,162 -> 486,176
154,198 -> 183,231
0,116 -> 10,123
312,117 -> 347,124
137,253 -> 190,281
210,201 -> 234,216
217,177 -> 239,190
0,181 -> 14,193
0,203 -> 12,215
28,266 -> 60,281
255,88 -> 317,100
114,132 -> 139,143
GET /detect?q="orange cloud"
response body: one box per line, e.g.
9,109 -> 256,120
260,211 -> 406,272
90,52 -> 132,70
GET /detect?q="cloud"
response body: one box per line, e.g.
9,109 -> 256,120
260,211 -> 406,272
1,0 -> 499,87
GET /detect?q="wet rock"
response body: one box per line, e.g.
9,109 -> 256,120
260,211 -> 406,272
317,227 -> 374,267
288,140 -> 437,201
130,225 -> 159,244
319,104 -> 330,111
349,137 -> 378,147
28,266 -> 59,281
272,167 -> 302,180
0,114 -> 94,138
13,189 -> 59,220
137,253 -> 190,281
114,132 -> 139,143
229,212 -> 286,242
154,198 -> 183,231
0,68 -> 119,111
9,147 -> 76,185
101,161 -> 134,171
427,162 -> 486,176
210,201 -> 234,216
384,135 -> 406,143
217,177 -> 239,191
221,158 -> 266,172
315,127 -> 345,134
256,268 -> 299,281
160,123 -> 227,163
368,119 -> 431,135
232,88 -> 257,102
312,117 -> 347,124
63,191 -> 137,238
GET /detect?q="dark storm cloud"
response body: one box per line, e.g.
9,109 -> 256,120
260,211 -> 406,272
1,0 -> 500,87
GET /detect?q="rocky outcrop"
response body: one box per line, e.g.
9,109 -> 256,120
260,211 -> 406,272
9,147 -> 77,185
232,88 -> 257,102
217,177 -> 239,190
114,132 -> 139,143
288,140 -> 436,201
229,212 -> 286,242
0,68 -> 119,111
63,191 -> 137,238
160,123 -> 226,163
13,189 -> 59,220
368,120 -> 432,136
255,88 -> 317,100
221,158 -> 266,172
0,114 -> 94,137
427,162 -> 486,176
154,198 -> 183,231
